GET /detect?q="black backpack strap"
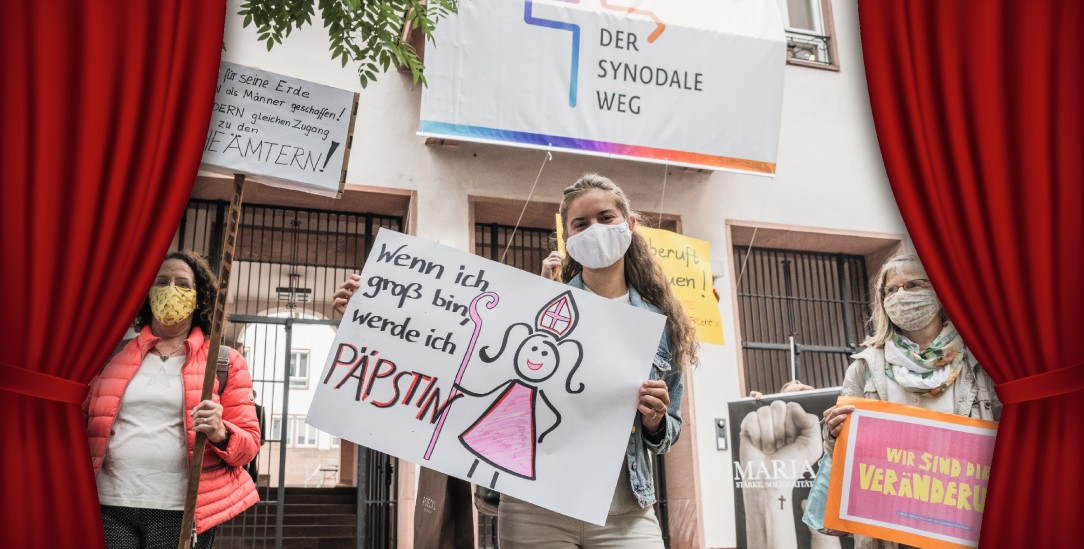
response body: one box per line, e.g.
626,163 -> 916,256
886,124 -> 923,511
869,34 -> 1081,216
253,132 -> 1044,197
216,347 -> 230,396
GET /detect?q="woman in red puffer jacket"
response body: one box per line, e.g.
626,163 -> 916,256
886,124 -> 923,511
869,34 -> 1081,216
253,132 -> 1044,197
85,251 -> 259,548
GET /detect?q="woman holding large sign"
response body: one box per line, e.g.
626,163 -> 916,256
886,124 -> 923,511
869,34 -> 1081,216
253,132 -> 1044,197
85,252 -> 261,548
506,173 -> 698,547
332,174 -> 697,546
820,254 -> 1000,548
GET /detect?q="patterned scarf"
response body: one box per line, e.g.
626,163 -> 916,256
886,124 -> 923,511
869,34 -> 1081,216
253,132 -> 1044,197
884,321 -> 966,397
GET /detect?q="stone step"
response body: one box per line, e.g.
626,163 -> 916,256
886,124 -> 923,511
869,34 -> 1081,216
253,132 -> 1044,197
213,537 -> 356,549
220,513 -> 355,527
239,502 -> 357,516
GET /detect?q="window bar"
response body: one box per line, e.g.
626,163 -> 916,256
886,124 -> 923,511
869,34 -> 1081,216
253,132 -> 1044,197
363,212 -> 374,263
818,253 -> 833,385
769,250 -> 784,389
781,258 -> 798,382
839,254 -> 857,352
755,249 -> 772,390
209,200 -> 226,274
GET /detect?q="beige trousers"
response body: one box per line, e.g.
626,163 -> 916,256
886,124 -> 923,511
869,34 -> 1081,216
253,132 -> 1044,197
497,496 -> 665,549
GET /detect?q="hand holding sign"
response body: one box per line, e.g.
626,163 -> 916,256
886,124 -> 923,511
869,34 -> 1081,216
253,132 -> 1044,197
333,273 -> 362,314
823,404 -> 857,439
540,250 -> 564,281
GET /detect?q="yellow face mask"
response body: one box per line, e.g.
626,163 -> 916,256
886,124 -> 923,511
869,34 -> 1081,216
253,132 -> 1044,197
148,284 -> 197,326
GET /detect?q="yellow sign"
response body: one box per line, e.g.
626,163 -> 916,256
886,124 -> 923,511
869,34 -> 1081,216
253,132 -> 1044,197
556,215 -> 724,344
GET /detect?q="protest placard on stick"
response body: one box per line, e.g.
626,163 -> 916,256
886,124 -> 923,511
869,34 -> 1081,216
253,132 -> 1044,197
202,61 -> 358,196
177,174 -> 246,549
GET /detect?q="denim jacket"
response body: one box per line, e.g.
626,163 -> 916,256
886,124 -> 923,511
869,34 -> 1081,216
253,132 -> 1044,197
568,275 -> 684,509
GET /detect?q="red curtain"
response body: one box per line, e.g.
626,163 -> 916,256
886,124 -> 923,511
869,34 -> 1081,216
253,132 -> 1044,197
0,1 -> 224,546
859,0 -> 1083,546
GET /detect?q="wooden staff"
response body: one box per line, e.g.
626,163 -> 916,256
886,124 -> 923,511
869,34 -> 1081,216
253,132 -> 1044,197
177,173 -> 246,549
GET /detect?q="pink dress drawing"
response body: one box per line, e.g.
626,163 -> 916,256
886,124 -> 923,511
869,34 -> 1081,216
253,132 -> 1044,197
459,380 -> 537,480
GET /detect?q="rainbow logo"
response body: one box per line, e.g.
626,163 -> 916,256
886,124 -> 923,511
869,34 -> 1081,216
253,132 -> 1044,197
524,0 -> 666,108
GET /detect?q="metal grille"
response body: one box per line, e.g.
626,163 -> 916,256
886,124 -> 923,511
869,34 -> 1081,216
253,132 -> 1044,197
734,247 -> 870,393
360,449 -> 398,548
177,199 -> 403,320
474,223 -> 553,275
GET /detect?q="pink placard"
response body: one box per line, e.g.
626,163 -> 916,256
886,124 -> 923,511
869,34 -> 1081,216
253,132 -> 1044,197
838,411 -> 996,545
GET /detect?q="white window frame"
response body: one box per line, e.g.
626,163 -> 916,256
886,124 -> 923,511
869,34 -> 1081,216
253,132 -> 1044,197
294,416 -> 318,448
270,415 -> 285,445
777,0 -> 835,67
289,349 -> 310,388
780,0 -> 825,35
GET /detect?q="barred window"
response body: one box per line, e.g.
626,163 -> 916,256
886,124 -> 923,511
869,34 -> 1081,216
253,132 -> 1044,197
734,247 -> 870,392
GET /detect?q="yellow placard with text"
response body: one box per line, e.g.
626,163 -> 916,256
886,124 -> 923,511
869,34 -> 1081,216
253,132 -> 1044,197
556,214 -> 724,344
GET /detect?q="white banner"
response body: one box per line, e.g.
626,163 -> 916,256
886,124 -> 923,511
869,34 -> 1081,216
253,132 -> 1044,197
420,0 -> 786,174
202,61 -> 357,196
307,229 -> 666,524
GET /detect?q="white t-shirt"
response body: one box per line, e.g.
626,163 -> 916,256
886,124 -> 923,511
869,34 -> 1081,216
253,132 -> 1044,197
96,354 -> 190,510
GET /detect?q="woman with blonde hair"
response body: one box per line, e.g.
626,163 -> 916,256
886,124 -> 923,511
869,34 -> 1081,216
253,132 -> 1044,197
497,172 -> 698,548
821,254 -> 1000,548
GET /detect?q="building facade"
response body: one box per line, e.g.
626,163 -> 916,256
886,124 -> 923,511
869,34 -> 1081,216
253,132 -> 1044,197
191,1 -> 911,547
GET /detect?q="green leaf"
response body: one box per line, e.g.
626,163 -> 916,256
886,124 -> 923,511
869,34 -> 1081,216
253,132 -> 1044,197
235,0 -> 456,88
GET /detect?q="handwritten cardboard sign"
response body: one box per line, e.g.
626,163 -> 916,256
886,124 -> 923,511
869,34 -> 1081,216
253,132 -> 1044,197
201,61 -> 358,196
826,397 -> 998,548
306,229 -> 666,525
636,226 -> 724,344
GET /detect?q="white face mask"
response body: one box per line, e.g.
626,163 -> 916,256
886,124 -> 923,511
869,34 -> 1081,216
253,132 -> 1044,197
884,287 -> 942,331
565,221 -> 633,269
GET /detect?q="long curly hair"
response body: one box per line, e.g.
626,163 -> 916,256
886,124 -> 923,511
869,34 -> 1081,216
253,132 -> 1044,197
133,250 -> 217,335
558,173 -> 699,370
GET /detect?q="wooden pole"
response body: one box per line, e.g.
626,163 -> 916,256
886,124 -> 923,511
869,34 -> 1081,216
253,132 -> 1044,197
177,173 -> 246,549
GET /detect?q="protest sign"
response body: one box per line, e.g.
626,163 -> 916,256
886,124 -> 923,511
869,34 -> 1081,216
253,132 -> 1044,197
826,397 -> 998,548
636,226 -> 723,344
556,216 -> 723,344
306,228 -> 666,525
202,61 -> 358,196
420,0 -> 785,174
729,388 -> 853,549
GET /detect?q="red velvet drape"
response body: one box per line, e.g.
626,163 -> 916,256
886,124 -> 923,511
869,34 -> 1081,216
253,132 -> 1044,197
859,0 -> 1083,546
0,1 -> 225,546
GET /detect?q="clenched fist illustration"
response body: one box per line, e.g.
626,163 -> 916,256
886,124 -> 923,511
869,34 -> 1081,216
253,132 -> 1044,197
739,400 -> 824,549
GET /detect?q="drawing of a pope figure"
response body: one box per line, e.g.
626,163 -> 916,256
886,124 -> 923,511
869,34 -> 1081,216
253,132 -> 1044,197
455,291 -> 585,488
